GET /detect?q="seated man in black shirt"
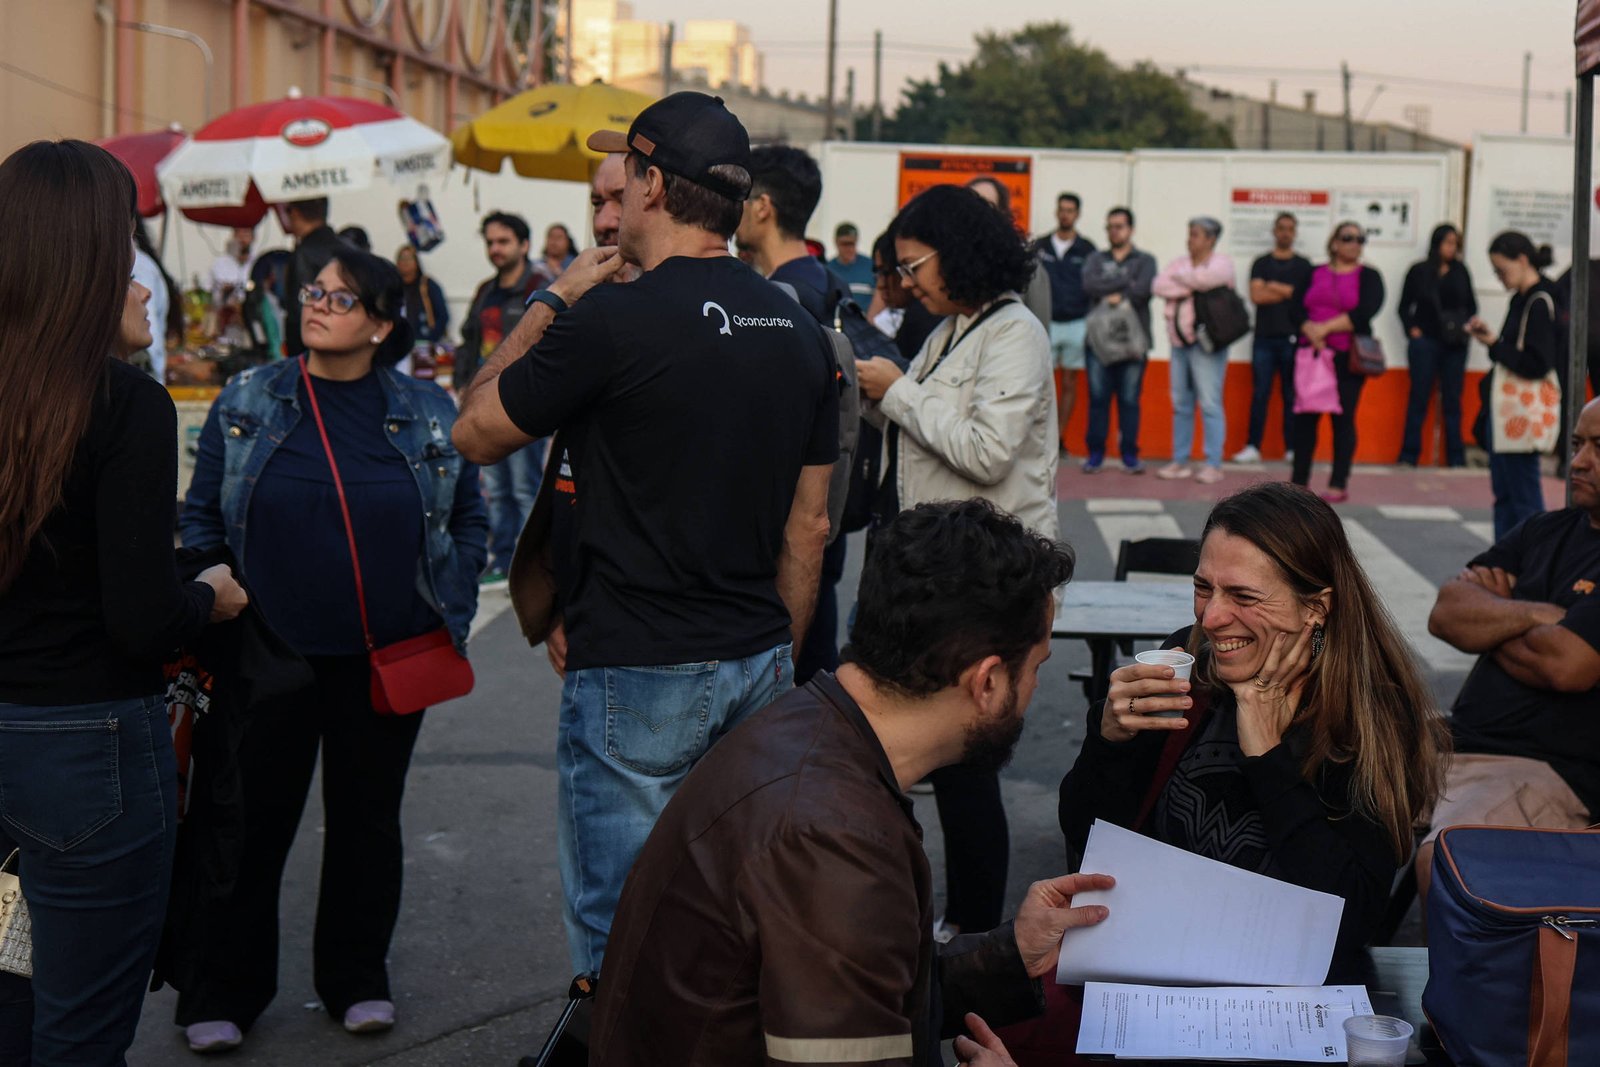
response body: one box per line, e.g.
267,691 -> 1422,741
1420,397 -> 1600,896
452,92 -> 838,975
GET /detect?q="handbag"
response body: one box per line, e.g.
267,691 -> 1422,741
0,850 -> 32,978
1424,825 -> 1600,1066
1489,290 -> 1562,455
1292,346 -> 1342,415
298,357 -> 474,715
509,432 -> 564,647
1348,334 -> 1386,376
1084,298 -> 1149,366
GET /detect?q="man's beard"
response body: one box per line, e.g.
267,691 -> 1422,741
959,686 -> 1025,774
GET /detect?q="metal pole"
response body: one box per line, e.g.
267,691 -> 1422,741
823,0 -> 837,141
1522,52 -> 1532,133
1341,61 -> 1353,151
1570,73 -> 1594,508
844,68 -> 855,140
661,23 -> 673,99
871,30 -> 882,141
1568,89 -> 1575,136
530,0 -> 543,87
563,0 -> 573,84
119,20 -> 214,121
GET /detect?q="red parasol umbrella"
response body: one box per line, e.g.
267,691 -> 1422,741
97,125 -> 187,218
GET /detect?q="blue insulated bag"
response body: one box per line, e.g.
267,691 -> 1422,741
1423,826 -> 1600,1066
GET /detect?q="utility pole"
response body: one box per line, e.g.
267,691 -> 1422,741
844,68 -> 856,140
872,30 -> 883,141
1521,51 -> 1532,133
661,23 -> 674,99
563,0 -> 574,84
823,0 -> 838,141
1568,88 -> 1575,136
1340,61 -> 1353,151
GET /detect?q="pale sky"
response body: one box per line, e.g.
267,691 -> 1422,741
634,0 -> 1579,145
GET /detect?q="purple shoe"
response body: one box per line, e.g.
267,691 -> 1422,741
343,1000 -> 396,1034
185,1021 -> 243,1054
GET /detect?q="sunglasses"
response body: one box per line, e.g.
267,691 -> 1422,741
1336,233 -> 1367,245
300,284 -> 361,314
896,249 -> 939,283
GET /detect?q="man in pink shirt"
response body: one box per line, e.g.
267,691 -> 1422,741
1152,216 -> 1237,483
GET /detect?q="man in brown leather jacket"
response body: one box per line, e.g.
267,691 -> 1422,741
590,499 -> 1114,1066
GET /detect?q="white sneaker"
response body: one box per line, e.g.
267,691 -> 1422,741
1230,445 -> 1262,463
1156,463 -> 1192,480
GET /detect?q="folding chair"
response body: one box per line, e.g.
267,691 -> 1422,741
1069,537 -> 1201,704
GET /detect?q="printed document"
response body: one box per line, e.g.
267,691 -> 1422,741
1077,983 -> 1373,1062
1057,821 -> 1343,986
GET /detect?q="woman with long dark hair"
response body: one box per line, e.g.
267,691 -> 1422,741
0,140 -> 247,1066
1398,224 -> 1477,466
541,223 -> 579,278
177,249 -> 487,1052
1290,221 -> 1386,502
856,183 -> 1055,942
1468,231 -> 1561,539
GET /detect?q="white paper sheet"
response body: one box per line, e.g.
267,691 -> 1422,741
1076,983 -> 1373,1062
1057,820 -> 1344,986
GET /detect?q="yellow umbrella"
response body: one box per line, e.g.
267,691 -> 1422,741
451,82 -> 657,182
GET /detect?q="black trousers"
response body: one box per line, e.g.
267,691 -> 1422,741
795,536 -> 848,685
1291,361 -> 1368,491
175,654 -> 424,1029
929,763 -> 1009,931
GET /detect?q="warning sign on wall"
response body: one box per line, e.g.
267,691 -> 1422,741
1485,187 -> 1573,261
897,153 -> 1032,232
1334,189 -> 1419,246
1226,188 -> 1332,258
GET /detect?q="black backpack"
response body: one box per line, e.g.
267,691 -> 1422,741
1189,287 -> 1251,350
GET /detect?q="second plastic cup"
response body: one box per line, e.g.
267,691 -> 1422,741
1342,1014 -> 1412,1067
1132,649 -> 1195,719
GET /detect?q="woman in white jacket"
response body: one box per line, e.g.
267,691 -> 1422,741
856,183 -> 1058,940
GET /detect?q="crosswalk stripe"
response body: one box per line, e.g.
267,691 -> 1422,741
1463,521 -> 1496,544
469,587 -> 514,641
1091,513 -> 1186,571
1086,498 -> 1165,514
1378,505 -> 1462,522
1340,518 -> 1478,673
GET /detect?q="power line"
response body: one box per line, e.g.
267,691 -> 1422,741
0,59 -> 174,128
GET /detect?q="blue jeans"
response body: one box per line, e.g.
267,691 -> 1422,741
1248,337 -> 1297,450
1400,337 -> 1469,466
1084,349 -> 1145,464
483,437 -> 546,571
557,644 -> 794,973
1489,451 -> 1545,541
1170,342 -> 1229,467
0,695 -> 176,1067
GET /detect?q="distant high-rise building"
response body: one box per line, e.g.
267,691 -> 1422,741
675,21 -> 762,92
556,3 -> 761,92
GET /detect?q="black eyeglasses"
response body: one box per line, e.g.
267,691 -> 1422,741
300,284 -> 361,314
1335,233 -> 1367,245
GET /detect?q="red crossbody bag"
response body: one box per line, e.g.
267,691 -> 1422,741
298,356 -> 474,715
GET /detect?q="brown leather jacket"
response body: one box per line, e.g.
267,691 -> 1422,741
590,673 -> 1042,1066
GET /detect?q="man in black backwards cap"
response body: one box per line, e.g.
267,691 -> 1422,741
453,92 -> 838,974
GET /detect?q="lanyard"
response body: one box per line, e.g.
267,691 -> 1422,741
914,298 -> 1017,385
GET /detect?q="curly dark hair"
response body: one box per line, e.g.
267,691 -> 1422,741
894,184 -> 1036,308
842,499 -> 1075,698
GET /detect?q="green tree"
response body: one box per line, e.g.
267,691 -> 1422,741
876,23 -> 1231,150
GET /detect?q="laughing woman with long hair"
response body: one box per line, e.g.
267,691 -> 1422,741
0,141 -> 247,1066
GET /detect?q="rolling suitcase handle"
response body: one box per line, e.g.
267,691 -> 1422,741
519,973 -> 598,1067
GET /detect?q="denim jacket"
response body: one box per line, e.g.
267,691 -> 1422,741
180,359 -> 489,652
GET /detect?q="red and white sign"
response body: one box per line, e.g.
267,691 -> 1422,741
281,118 -> 333,148
1230,188 -> 1331,208
1226,187 -> 1334,258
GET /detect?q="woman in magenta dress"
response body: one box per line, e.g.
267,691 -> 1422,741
1290,221 -> 1386,503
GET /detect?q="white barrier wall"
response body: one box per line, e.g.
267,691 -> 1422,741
813,141 -> 1466,370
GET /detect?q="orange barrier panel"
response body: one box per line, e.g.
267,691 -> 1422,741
1056,363 -> 1490,466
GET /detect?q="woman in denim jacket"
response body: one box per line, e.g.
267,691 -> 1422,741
176,249 -> 487,1052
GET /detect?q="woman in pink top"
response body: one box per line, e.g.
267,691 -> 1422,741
1152,217 -> 1237,484
1290,221 -> 1386,502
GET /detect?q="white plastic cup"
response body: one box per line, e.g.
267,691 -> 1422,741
1343,1014 -> 1412,1067
1132,650 -> 1195,719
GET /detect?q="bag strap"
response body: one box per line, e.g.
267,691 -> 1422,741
914,297 -> 1016,384
1519,290 -> 1556,352
1529,922 -> 1576,1067
1133,686 -> 1212,832
297,356 -> 375,652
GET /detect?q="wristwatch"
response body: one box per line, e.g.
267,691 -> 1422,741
525,288 -> 569,313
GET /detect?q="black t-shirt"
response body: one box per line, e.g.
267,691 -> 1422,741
498,255 -> 840,671
1450,508 -> 1600,812
1250,252 -> 1314,339
0,358 -> 214,703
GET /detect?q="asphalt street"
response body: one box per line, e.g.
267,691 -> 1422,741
128,463 -> 1533,1065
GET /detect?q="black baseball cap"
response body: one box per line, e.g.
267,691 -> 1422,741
586,92 -> 752,202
